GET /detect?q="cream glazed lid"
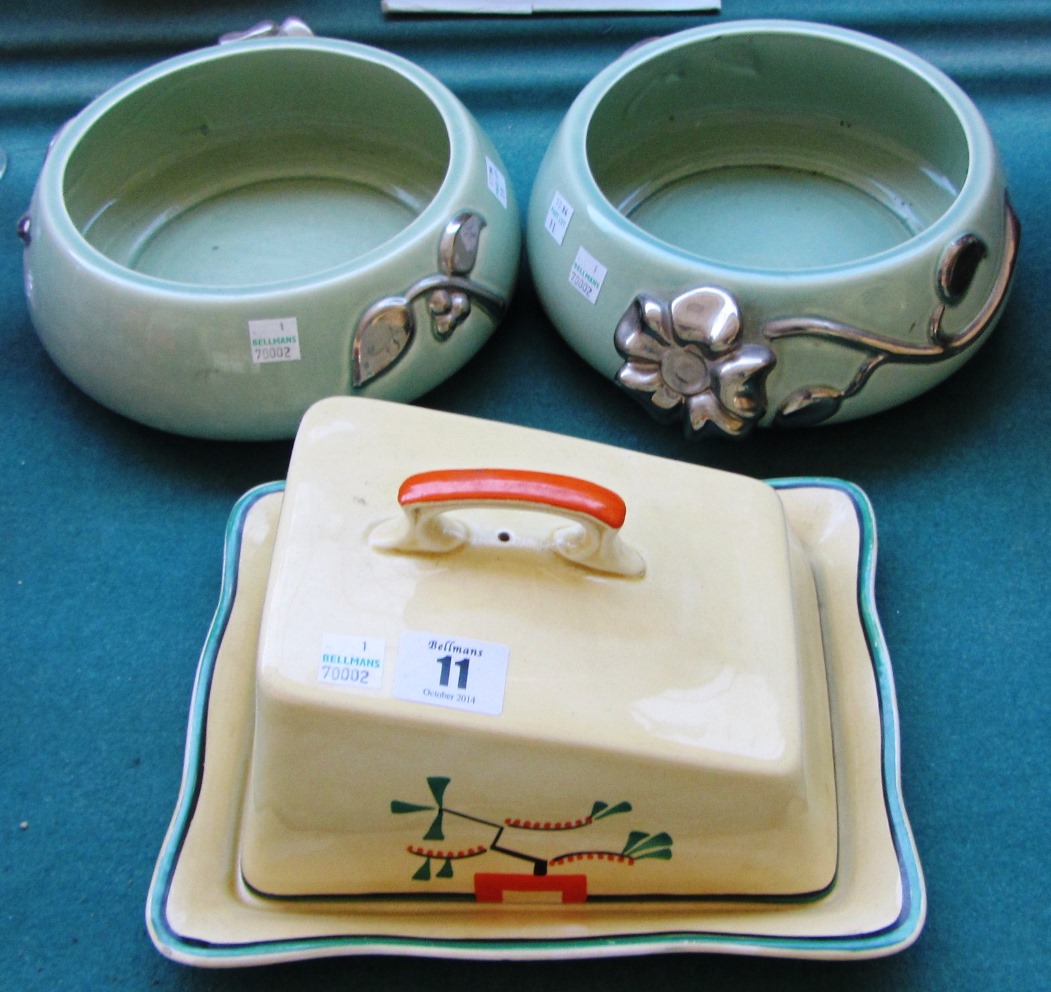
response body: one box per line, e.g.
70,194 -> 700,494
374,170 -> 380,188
256,398 -> 831,778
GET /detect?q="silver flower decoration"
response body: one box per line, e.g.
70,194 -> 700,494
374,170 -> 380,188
614,287 -> 776,439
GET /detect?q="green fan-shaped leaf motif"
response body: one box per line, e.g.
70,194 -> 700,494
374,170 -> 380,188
390,800 -> 434,815
635,847 -> 673,861
624,831 -> 674,858
622,830 -> 649,855
593,801 -> 632,820
423,811 -> 445,841
427,776 -> 451,805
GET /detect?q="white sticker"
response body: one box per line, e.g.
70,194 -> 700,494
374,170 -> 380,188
569,247 -> 607,304
248,317 -> 301,364
544,191 -> 574,245
317,634 -> 385,691
485,156 -> 508,209
394,630 -> 509,716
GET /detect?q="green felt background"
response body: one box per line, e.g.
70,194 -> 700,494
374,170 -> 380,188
2,1 -> 1048,989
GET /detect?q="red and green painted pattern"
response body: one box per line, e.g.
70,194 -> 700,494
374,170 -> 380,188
391,776 -> 673,892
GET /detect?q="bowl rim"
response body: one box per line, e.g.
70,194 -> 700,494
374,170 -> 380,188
560,18 -> 1001,283
35,36 -> 482,300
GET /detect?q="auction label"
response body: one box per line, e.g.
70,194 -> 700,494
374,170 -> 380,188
248,317 -> 301,364
486,156 -> 508,209
569,247 -> 607,304
317,634 -> 386,691
544,191 -> 574,245
394,630 -> 509,715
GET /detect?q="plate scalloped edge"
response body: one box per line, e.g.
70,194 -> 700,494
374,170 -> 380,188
146,477 -> 925,966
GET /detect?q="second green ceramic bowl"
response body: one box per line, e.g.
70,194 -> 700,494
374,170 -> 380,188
528,20 -> 1019,438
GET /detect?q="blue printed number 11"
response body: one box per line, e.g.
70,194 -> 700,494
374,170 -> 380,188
436,655 -> 470,690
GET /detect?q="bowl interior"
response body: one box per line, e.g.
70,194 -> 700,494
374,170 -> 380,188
587,30 -> 970,271
62,47 -> 451,288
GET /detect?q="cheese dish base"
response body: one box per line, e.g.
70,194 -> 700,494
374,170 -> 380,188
146,478 -> 924,965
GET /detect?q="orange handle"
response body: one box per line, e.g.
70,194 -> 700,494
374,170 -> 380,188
397,469 -> 627,530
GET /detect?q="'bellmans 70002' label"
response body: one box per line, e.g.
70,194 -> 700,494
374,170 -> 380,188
248,317 -> 302,364
317,634 -> 385,690
569,247 -> 607,304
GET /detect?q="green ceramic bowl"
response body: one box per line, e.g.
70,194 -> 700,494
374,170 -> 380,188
528,20 -> 1019,438
22,29 -> 520,440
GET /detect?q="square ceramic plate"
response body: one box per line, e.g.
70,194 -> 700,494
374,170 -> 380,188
146,477 -> 924,966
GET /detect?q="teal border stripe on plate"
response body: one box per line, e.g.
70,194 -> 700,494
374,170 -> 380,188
766,477 -> 927,956
146,482 -> 284,958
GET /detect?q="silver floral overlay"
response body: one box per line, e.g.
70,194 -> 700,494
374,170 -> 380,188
614,287 -> 776,439
765,197 -> 1020,427
614,195 -> 1020,437
352,211 -> 507,388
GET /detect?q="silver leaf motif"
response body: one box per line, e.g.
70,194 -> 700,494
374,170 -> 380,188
774,387 -> 844,428
439,212 -> 486,277
352,297 -> 415,387
937,233 -> 988,305
351,210 -> 507,389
